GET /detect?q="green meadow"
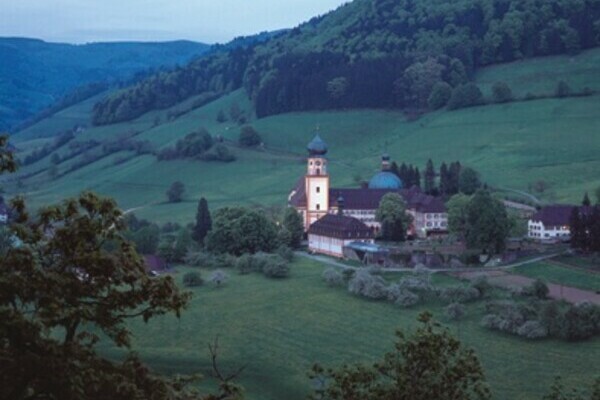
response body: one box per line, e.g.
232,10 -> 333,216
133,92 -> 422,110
98,259 -> 600,400
511,262 -> 600,291
7,49 -> 600,223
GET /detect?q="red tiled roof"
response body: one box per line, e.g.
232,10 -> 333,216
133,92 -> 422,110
290,178 -> 446,214
531,205 -> 593,226
308,213 -> 374,239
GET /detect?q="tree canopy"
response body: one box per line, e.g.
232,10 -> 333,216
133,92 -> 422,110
376,193 -> 413,241
0,192 -> 197,399
310,312 -> 490,400
206,207 -> 278,255
464,190 -> 510,259
91,0 -> 600,124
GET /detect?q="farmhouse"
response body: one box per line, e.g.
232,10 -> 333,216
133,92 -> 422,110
528,205 -> 591,241
289,134 -> 448,239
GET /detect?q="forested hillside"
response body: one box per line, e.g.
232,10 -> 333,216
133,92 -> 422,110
0,38 -> 210,130
92,0 -> 600,124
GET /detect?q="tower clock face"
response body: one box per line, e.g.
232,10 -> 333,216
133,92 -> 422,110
315,161 -> 321,166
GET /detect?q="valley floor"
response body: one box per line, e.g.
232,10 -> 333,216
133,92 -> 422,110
99,258 -> 600,400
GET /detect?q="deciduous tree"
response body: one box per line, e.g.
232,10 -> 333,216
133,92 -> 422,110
167,181 -> 185,203
206,207 -> 278,255
459,167 -> 481,195
464,190 -> 510,260
309,313 -> 490,400
282,207 -> 304,248
376,193 -> 412,241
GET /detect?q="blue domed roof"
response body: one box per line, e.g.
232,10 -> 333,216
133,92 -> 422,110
368,171 -> 403,189
307,134 -> 328,156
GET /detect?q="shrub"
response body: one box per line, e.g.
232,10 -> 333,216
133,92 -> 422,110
262,256 -> 290,279
522,279 -> 549,300
491,81 -> 513,103
199,144 -> 236,162
213,253 -> 237,269
539,300 -> 566,337
182,272 -> 203,287
276,245 -> 294,262
481,301 -> 534,335
348,270 -> 388,300
445,302 -> 466,320
471,276 -> 493,298
387,284 -> 420,307
398,276 -> 432,293
239,126 -> 262,147
235,254 -> 256,274
394,289 -> 420,307
447,83 -> 484,110
562,302 -> 600,341
342,268 -> 356,282
516,320 -> 548,339
438,286 -> 480,304
210,269 -> 228,287
184,251 -> 216,268
323,267 -> 345,287
427,82 -> 452,110
166,181 -> 185,203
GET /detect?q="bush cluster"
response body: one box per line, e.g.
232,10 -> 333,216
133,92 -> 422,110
230,251 -> 292,279
481,299 -> 600,341
327,268 -> 486,312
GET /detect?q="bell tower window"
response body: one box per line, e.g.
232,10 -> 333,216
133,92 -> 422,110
316,187 -> 320,193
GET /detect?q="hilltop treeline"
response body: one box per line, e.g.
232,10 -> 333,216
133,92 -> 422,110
92,0 -> 600,124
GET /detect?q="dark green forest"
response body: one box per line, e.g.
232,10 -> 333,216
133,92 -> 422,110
92,0 -> 600,125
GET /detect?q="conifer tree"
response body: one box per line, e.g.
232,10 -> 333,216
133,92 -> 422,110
582,192 -> 591,206
192,197 -> 212,245
425,159 -> 436,194
399,163 -> 408,183
570,207 -> 586,251
440,162 -> 449,195
415,167 -> 421,188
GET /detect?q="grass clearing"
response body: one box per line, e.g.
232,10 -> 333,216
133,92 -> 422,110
6,49 -> 600,221
512,261 -> 600,291
98,259 -> 600,400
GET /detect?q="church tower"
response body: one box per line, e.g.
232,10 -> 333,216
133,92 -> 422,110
305,134 -> 330,228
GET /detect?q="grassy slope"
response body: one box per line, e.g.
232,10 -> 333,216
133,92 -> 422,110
511,262 -> 600,291
98,259 -> 600,400
7,49 -> 600,223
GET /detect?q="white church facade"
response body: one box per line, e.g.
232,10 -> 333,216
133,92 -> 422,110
289,134 -> 448,239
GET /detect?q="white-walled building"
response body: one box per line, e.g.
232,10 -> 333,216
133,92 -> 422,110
307,212 -> 374,258
527,205 -> 589,241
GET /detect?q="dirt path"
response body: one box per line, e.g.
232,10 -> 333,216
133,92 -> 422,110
452,269 -> 600,305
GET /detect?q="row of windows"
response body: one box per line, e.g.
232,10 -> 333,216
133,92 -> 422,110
426,221 -> 447,228
529,232 -> 569,238
425,214 -> 445,219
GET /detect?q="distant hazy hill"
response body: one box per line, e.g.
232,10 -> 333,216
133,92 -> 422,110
92,0 -> 600,125
0,37 -> 210,130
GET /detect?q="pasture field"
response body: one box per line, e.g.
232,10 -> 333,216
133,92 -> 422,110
99,259 -> 600,400
5,48 -> 600,223
512,261 -> 600,291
